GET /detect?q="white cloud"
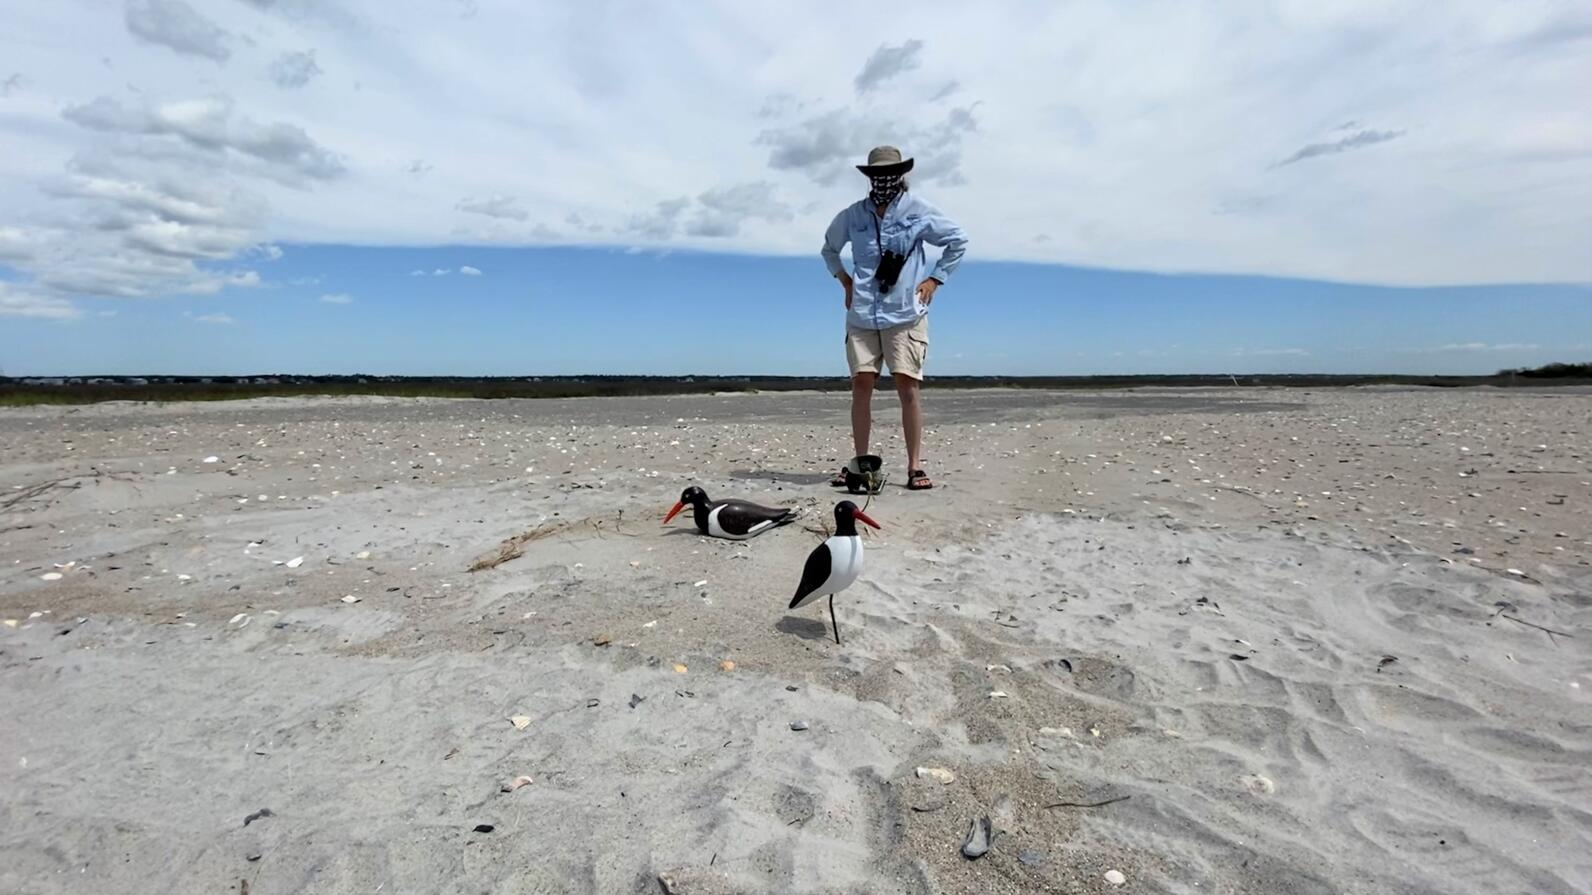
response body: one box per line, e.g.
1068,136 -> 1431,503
758,105 -> 977,186
855,40 -> 924,93
319,292 -> 352,303
124,0 -> 231,63
432,268 -> 449,276
0,83 -> 339,307
0,226 -> 37,263
269,50 -> 321,89
459,265 -> 481,276
456,195 -> 527,221
63,95 -> 345,183
0,3 -> 1588,288
626,197 -> 690,240
1423,341 -> 1543,352
22,142 -> 274,298
1276,128 -> 1404,167
685,182 -> 794,237
191,312 -> 235,324
0,283 -> 81,320
409,269 -> 426,276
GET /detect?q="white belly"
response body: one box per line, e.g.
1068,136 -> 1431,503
796,535 -> 864,607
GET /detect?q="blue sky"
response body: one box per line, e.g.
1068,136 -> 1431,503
2,2 -> 1589,375
3,245 -> 1586,376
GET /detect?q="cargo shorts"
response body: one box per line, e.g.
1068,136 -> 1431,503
846,315 -> 929,380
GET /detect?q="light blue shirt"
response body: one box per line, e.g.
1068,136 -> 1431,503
821,192 -> 968,330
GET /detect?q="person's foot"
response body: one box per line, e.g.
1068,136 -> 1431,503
907,469 -> 934,490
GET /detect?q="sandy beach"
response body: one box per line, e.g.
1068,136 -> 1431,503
2,386 -> 1589,894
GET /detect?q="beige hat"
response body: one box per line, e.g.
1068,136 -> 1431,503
856,145 -> 914,176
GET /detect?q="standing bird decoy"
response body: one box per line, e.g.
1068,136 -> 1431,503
662,486 -> 801,540
788,501 -> 881,644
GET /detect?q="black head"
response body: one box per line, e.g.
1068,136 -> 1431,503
833,500 -> 881,536
664,486 -> 711,524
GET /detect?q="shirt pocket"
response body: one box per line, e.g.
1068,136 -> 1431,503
850,222 -> 879,268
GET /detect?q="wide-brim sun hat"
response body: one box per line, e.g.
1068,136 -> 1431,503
856,145 -> 914,176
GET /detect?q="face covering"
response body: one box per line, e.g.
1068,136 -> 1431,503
869,174 -> 904,206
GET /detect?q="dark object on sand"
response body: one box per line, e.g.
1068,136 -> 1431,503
838,455 -> 886,495
663,486 -> 799,540
789,502 -> 881,645
961,816 -> 993,859
242,808 -> 273,827
1045,795 -> 1131,810
473,824 -> 495,834
789,720 -> 810,731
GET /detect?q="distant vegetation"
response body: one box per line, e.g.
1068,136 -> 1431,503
0,368 -> 1586,406
1498,361 -> 1592,378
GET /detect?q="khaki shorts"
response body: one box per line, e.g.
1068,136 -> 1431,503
846,315 -> 929,380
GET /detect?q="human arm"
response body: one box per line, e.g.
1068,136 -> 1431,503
922,205 -> 968,285
821,209 -> 854,307
914,206 -> 966,305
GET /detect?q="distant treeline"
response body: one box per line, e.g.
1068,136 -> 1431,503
1,367 -> 1587,406
1498,362 -> 1592,378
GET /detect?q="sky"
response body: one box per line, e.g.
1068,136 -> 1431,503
1,0 -> 1589,376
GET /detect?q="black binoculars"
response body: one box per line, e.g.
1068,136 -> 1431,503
875,249 -> 908,293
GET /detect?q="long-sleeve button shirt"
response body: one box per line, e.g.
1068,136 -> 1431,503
821,192 -> 968,330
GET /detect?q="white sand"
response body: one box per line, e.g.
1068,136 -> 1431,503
2,388 -> 1588,893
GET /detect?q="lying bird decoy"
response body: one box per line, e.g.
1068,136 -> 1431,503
788,500 -> 880,644
663,486 -> 800,540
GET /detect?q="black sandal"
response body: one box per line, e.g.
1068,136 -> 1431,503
907,469 -> 934,490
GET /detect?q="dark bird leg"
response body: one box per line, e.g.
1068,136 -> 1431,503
828,594 -> 841,645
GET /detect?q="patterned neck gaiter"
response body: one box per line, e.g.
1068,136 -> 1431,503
869,174 -> 905,207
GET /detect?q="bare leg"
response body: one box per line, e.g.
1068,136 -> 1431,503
896,374 -> 923,471
850,372 -> 876,458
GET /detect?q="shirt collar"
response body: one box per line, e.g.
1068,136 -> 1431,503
870,192 -> 906,216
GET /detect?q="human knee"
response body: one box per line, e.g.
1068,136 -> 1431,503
851,372 -> 877,394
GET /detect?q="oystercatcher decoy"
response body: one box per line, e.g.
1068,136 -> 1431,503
788,501 -> 880,644
662,486 -> 800,540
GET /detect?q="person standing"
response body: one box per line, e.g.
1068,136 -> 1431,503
821,145 -> 968,491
